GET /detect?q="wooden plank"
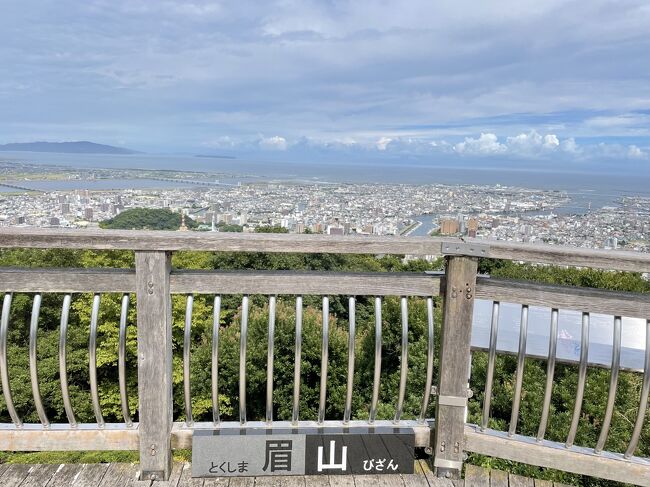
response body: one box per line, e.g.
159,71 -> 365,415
227,478 -> 254,487
421,459 -> 462,486
300,476 -> 330,486
509,474 -> 534,487
44,463 -> 85,487
0,426 -> 138,451
401,472 -> 429,487
464,425 -> 650,486
483,238 -> 650,273
177,463 -> 205,487
534,480 -> 553,487
489,469 -> 508,487
71,463 -> 111,486
136,251 -> 173,481
253,476 -> 306,486
433,256 -> 478,478
0,464 -> 33,486
328,475 -> 354,486
0,268 -> 135,293
19,464 -> 59,487
0,464 -> 10,479
464,465 -> 489,486
98,463 -> 143,487
170,270 -> 440,296
476,276 -> 650,320
171,421 -> 432,450
0,228 -> 444,256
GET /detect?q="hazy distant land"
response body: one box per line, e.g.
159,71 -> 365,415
0,141 -> 140,155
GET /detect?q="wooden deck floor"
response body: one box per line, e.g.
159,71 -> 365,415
0,461 -> 571,486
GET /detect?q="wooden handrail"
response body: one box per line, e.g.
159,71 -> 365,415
1,227 -> 650,272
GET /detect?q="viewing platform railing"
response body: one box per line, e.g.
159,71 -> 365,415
0,228 -> 648,484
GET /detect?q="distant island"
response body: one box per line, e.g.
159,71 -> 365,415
0,141 -> 141,154
194,154 -> 237,159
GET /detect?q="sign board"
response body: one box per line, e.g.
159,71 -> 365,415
192,426 -> 415,477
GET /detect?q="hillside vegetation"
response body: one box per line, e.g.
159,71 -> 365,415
99,208 -> 197,230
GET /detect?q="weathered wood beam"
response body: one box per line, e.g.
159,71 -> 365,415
464,425 -> 650,486
0,268 -> 135,293
476,276 -> 650,319
170,270 -> 441,296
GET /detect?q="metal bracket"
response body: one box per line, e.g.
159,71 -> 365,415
442,241 -> 489,257
438,395 -> 467,408
433,457 -> 463,469
141,470 -> 165,481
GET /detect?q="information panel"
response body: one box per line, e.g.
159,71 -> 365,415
192,427 -> 415,477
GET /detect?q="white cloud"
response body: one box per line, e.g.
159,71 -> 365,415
627,145 -> 646,159
561,137 -> 580,154
376,136 -> 393,151
454,133 -> 506,155
259,135 -> 288,151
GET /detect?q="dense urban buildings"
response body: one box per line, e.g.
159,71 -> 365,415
1,164 -> 648,253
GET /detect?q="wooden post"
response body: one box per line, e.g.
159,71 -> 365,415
136,251 -> 173,481
433,255 -> 478,478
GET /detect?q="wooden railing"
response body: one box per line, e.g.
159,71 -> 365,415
0,228 -> 648,484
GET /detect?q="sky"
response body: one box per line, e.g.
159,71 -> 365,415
1,0 -> 649,169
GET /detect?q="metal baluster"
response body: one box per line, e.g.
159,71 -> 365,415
595,316 -> 622,453
481,301 -> 499,431
318,296 -> 329,425
183,294 -> 194,426
395,297 -> 409,422
239,295 -> 249,425
292,296 -> 303,425
29,294 -> 49,427
212,295 -> 221,426
266,296 -> 276,424
89,293 -> 104,427
344,297 -> 356,424
118,294 -> 132,428
508,305 -> 528,437
537,308 -> 559,442
369,296 -> 382,424
625,319 -> 650,458
59,294 -> 77,427
419,297 -> 435,423
0,293 -> 21,427
566,312 -> 589,448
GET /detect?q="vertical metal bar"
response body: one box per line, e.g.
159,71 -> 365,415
419,297 -> 435,423
394,297 -> 409,422
59,294 -> 77,427
239,295 -> 249,425
318,296 -> 329,424
118,294 -> 132,428
29,293 -> 49,427
343,297 -> 356,424
595,316 -> 622,453
212,295 -> 221,426
369,296 -> 382,424
508,305 -> 528,437
266,296 -> 276,424
89,293 -> 104,428
183,294 -> 194,426
0,293 -> 21,427
292,296 -> 303,425
625,319 -> 650,458
537,308 -> 559,442
566,312 -> 589,448
481,301 -> 500,431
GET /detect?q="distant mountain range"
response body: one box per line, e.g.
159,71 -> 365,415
0,141 -> 140,154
